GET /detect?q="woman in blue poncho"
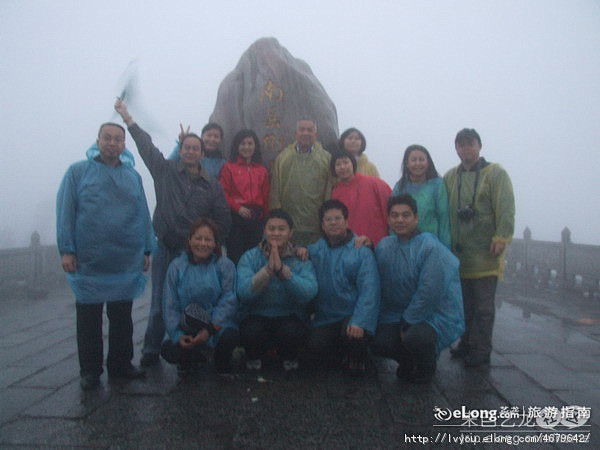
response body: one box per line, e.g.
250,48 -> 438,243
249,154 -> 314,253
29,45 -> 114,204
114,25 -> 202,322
392,145 -> 451,248
161,218 -> 239,373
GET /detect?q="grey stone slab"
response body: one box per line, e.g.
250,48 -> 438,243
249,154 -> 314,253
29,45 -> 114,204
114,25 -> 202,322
0,318 -> 73,348
15,356 -> 79,389
506,353 -> 600,390
10,336 -> 77,369
117,363 -> 179,395
21,378 -> 112,419
0,417 -> 117,447
0,366 -> 37,388
485,366 -> 567,409
0,387 -> 52,424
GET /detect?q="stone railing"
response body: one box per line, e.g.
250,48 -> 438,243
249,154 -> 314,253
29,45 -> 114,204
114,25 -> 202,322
504,227 -> 600,294
0,232 -> 63,299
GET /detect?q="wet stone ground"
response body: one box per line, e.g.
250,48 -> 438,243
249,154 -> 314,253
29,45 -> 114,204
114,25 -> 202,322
0,280 -> 598,448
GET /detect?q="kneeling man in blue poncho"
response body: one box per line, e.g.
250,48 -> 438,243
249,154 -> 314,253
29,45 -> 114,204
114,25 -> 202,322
57,123 -> 154,390
373,194 -> 464,383
307,199 -> 380,375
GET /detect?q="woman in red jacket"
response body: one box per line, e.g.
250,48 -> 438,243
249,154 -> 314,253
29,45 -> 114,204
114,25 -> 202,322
219,130 -> 269,264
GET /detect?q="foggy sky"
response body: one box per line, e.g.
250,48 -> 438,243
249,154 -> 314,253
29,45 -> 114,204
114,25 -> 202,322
1,0 -> 599,248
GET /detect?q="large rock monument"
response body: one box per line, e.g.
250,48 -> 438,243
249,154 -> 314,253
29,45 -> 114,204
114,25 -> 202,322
209,37 -> 339,167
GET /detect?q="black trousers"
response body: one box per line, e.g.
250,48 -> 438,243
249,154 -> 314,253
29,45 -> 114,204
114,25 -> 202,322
226,213 -> 264,264
307,319 -> 370,363
372,322 -> 437,377
240,315 -> 307,360
76,300 -> 133,376
161,327 -> 239,370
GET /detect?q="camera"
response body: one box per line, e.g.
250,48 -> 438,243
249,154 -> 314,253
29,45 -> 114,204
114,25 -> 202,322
457,206 -> 475,222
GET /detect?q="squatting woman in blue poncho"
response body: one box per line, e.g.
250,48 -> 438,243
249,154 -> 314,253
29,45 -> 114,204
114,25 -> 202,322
237,209 -> 318,372
56,123 -> 154,390
161,219 -> 239,373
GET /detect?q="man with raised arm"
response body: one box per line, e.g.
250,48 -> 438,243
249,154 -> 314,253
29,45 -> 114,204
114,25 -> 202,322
115,99 -> 231,367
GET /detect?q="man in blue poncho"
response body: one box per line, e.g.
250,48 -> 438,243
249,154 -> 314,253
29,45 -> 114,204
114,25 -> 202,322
373,194 -> 464,383
306,199 -> 380,376
237,209 -> 318,372
57,122 -> 154,390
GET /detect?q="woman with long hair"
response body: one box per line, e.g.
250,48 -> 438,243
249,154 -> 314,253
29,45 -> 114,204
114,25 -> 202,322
219,129 -> 270,264
392,145 -> 450,248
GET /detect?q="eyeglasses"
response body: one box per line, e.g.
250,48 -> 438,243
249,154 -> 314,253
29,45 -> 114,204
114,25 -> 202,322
323,215 -> 345,223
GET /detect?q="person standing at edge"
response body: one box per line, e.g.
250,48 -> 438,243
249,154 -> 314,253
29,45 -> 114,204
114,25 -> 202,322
269,119 -> 332,246
57,122 -> 153,390
115,99 -> 231,368
444,128 -> 515,367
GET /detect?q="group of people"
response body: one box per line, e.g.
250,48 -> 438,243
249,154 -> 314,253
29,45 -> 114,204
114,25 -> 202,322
57,98 -> 515,391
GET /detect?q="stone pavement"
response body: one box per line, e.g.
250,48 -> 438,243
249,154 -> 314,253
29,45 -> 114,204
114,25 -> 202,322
0,280 -> 598,448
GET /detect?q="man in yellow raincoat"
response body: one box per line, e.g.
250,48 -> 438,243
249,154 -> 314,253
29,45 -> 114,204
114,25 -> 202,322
269,119 -> 331,246
444,128 -> 515,367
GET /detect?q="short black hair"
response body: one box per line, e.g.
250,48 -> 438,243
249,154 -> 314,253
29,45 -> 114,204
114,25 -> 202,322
318,199 -> 349,222
181,133 -> 205,152
98,122 -> 125,138
338,128 -> 367,155
329,150 -> 357,177
387,194 -> 418,215
455,128 -> 482,147
229,129 -> 262,164
265,209 -> 294,230
202,122 -> 224,139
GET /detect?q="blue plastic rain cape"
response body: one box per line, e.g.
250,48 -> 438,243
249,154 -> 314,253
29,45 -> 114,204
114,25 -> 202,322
162,253 -> 238,346
375,232 -> 464,354
307,235 -> 380,334
56,144 -> 154,303
237,246 -> 317,319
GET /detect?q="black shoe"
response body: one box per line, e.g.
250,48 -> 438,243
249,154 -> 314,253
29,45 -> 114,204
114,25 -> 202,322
108,364 -> 146,379
80,374 -> 100,391
464,353 -> 490,367
450,345 -> 469,359
396,359 -> 415,380
140,353 -> 160,367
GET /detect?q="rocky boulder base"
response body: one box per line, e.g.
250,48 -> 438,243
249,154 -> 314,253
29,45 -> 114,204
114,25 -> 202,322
209,37 -> 339,167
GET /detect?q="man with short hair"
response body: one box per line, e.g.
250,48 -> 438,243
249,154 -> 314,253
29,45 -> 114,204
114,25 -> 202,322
57,122 -> 153,390
115,100 -> 231,367
270,119 -> 332,246
307,199 -> 380,375
373,194 -> 464,383
444,128 -> 515,367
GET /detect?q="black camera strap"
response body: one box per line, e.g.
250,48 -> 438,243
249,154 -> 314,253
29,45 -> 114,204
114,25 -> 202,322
457,158 -> 483,209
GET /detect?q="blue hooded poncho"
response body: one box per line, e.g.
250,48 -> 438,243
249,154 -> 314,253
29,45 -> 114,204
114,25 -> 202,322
56,144 -> 154,303
162,252 -> 238,347
307,234 -> 380,334
376,232 -> 464,353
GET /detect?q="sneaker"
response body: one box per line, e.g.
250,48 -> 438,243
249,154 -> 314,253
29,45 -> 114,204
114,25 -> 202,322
80,373 -> 100,391
140,353 -> 160,367
246,359 -> 262,370
283,359 -> 299,372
